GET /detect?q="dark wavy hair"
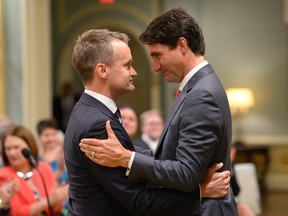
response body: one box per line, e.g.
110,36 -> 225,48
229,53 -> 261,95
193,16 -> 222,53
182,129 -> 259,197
36,118 -> 59,135
139,7 -> 205,55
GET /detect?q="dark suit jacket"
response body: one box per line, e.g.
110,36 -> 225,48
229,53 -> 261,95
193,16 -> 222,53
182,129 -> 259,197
64,93 -> 201,216
133,138 -> 154,156
133,138 -> 152,151
128,64 -> 238,215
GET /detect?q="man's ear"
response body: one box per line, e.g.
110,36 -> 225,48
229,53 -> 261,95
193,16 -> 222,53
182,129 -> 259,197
177,37 -> 188,54
95,63 -> 108,78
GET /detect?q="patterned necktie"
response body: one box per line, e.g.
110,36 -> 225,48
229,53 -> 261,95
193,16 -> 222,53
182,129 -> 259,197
175,89 -> 181,98
114,109 -> 123,125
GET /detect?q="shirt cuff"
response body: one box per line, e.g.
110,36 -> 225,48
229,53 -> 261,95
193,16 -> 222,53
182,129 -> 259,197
125,151 -> 135,176
199,184 -> 202,200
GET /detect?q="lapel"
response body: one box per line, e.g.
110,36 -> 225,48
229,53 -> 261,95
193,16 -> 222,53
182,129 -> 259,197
155,64 -> 214,156
79,93 -> 134,150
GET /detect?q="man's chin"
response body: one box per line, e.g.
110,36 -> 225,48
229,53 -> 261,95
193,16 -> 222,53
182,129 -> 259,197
122,87 -> 135,96
128,85 -> 136,92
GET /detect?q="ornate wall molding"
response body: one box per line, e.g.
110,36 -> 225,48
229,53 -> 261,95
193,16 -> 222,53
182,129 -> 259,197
21,0 -> 52,131
0,1 -> 5,115
52,0 -> 162,119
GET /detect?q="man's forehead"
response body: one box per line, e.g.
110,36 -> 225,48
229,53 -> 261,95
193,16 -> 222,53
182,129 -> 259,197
147,43 -> 168,53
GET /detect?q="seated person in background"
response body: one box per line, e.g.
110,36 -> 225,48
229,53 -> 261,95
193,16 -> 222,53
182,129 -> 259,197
119,105 -> 138,139
0,125 -> 68,215
0,116 -> 15,167
53,81 -> 80,132
0,116 -> 14,138
36,119 -> 68,184
133,109 -> 164,155
0,178 -> 19,215
230,145 -> 256,216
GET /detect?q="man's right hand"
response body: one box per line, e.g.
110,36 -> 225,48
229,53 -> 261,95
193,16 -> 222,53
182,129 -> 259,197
200,163 -> 231,198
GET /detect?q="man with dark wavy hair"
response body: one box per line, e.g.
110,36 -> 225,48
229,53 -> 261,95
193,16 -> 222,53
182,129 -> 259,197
67,28 -> 233,216
80,7 -> 237,216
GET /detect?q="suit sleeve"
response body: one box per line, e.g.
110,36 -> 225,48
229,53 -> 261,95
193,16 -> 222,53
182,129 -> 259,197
84,120 -> 201,216
128,88 -> 224,192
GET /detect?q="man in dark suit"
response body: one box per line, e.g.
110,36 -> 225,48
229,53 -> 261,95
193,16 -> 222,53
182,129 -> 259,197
53,82 -> 80,132
65,28 -> 229,216
79,8 -> 237,216
119,104 -> 138,138
133,109 -> 164,155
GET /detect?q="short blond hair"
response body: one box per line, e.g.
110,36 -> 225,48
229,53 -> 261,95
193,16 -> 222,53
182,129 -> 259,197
72,29 -> 129,84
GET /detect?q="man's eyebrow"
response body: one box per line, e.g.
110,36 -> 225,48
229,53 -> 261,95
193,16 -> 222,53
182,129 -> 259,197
124,59 -> 133,65
150,51 -> 160,57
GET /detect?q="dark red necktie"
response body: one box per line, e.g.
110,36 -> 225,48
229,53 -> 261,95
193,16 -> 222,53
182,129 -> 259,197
175,89 -> 181,98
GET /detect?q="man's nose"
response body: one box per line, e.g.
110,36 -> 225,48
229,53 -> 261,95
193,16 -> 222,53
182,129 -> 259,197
152,61 -> 161,72
131,67 -> 137,76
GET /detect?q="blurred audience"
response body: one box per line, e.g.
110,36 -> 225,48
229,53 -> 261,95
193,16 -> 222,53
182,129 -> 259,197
0,116 -> 14,139
119,105 -> 138,139
36,119 -> 68,184
53,82 -> 80,132
0,125 -> 68,215
133,109 -> 164,155
0,116 -> 15,167
0,178 -> 19,215
230,145 -> 256,216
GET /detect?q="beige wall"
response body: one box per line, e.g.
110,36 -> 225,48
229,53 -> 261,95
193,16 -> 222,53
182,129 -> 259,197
21,0 -> 52,132
2,0 -> 52,135
0,1 -> 5,115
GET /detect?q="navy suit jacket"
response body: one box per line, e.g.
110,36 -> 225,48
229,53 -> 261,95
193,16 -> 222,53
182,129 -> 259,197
133,138 -> 152,151
128,64 -> 238,215
64,93 -> 201,216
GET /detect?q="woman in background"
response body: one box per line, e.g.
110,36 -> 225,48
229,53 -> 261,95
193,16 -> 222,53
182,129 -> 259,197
36,119 -> 68,184
0,178 -> 19,215
0,125 -> 68,216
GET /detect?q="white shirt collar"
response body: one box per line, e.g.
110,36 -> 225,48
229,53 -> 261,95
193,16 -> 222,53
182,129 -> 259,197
141,134 -> 158,153
84,89 -> 117,113
178,60 -> 208,91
